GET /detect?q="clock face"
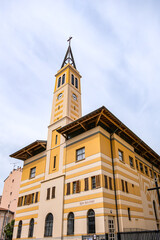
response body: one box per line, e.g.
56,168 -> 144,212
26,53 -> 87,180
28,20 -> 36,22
57,93 -> 63,100
72,93 -> 77,101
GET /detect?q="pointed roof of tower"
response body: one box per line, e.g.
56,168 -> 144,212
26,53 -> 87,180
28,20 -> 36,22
61,37 -> 76,69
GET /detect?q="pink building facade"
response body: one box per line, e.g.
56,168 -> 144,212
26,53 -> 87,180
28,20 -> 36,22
0,167 -> 22,214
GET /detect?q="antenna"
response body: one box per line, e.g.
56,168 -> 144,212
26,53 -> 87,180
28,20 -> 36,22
10,162 -> 19,170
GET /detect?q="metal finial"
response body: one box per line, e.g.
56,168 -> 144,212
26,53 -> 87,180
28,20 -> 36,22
67,36 -> 72,46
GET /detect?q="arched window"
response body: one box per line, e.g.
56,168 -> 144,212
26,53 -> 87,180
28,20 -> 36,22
87,209 -> 95,234
44,213 -> 53,237
75,78 -> 78,89
71,74 -> 74,85
62,74 -> 65,85
28,218 -> 34,238
58,77 -> 61,88
67,212 -> 74,235
17,220 -> 22,238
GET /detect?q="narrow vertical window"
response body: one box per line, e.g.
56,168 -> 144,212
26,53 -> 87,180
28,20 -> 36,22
30,167 -> 36,178
67,212 -> 74,235
62,74 -> 65,85
121,179 -> 125,192
17,220 -> 22,238
139,162 -> 143,173
71,74 -> 74,85
144,166 -> 148,175
118,150 -> 124,162
46,188 -> 50,200
87,209 -> 95,234
53,156 -> 56,169
76,180 -> 81,193
51,187 -> 55,199
66,183 -> 70,195
31,193 -> 34,204
35,192 -> 38,203
129,156 -> 134,167
84,178 -> 89,191
44,213 -> 53,237
73,182 -> 76,194
153,200 -> 158,221
128,208 -> 131,221
91,176 -> 96,189
125,181 -> 129,193
75,78 -> 78,88
55,135 -> 58,145
104,176 -> 108,189
24,195 -> 27,205
135,160 -> 139,170
28,218 -> 34,238
58,77 -> 61,88
76,147 -> 85,161
109,177 -> 113,190
150,169 -> 153,178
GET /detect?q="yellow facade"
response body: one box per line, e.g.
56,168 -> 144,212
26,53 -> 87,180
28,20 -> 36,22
11,45 -> 160,240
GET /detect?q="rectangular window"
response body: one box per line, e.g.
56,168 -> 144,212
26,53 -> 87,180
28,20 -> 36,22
135,160 -> 139,170
104,175 -> 108,189
109,177 -> 113,190
73,182 -> 76,194
76,147 -> 85,161
46,188 -> 50,200
150,169 -> 153,178
118,150 -> 124,162
121,179 -> 125,192
129,156 -> 134,168
139,162 -> 143,173
91,176 -> 96,189
35,192 -> 38,203
125,181 -> 129,193
128,208 -> 131,220
30,167 -> 36,179
51,187 -> 55,199
144,166 -> 148,175
84,178 -> 89,191
66,183 -> 70,195
55,135 -> 58,145
53,156 -> 56,169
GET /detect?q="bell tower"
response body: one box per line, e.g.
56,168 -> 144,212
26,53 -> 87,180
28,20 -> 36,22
50,39 -> 82,126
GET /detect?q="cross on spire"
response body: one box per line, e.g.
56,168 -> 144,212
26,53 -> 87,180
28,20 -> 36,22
61,37 -> 76,69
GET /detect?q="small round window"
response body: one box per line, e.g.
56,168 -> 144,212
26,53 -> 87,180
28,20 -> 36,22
57,93 -> 63,100
72,93 -> 77,101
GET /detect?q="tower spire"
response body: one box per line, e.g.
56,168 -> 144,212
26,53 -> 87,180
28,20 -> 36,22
61,37 -> 76,69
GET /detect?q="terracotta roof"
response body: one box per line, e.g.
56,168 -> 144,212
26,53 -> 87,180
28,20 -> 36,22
57,106 -> 160,169
10,140 -> 47,160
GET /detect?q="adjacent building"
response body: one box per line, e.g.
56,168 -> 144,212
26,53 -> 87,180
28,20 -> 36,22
11,44 -> 160,240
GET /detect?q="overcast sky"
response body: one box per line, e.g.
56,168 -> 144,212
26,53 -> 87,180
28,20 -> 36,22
0,0 -> 160,194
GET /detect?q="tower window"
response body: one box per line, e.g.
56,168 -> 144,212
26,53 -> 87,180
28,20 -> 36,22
53,156 -> 56,169
75,78 -> 78,88
128,208 -> 131,221
55,135 -> 58,144
58,77 -> 61,88
57,93 -> 63,100
30,167 -> 36,179
62,74 -> 65,85
71,74 -> 74,85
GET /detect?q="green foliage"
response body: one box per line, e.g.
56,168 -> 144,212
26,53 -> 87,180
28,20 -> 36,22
3,220 -> 15,240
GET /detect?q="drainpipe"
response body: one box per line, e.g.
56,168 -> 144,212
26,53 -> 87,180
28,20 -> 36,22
110,133 -> 120,240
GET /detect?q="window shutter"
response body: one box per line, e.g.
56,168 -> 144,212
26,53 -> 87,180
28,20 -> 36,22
76,180 -> 81,193
35,192 -> 38,203
104,175 -> 108,188
96,175 -> 101,188
84,178 -> 89,191
67,183 -> 70,195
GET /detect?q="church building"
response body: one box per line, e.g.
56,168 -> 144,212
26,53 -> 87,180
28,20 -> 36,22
11,42 -> 160,240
